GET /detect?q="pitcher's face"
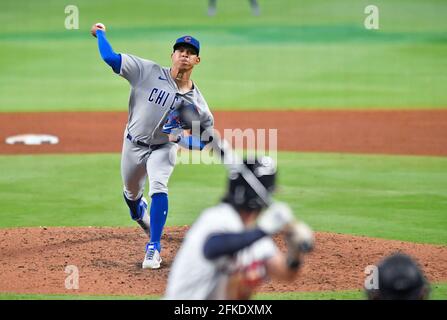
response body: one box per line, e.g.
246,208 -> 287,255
171,45 -> 200,71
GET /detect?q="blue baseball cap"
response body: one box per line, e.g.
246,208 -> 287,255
173,35 -> 200,55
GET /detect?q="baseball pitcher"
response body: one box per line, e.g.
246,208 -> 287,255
91,23 -> 214,269
165,156 -> 315,300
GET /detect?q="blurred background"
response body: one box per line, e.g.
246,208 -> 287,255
1,0 -> 446,111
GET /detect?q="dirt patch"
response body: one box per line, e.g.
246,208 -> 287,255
0,227 -> 446,297
1,110 -> 447,156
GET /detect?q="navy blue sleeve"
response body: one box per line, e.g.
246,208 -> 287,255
96,30 -> 122,74
203,228 -> 267,260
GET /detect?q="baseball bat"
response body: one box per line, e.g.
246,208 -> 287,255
171,102 -> 273,207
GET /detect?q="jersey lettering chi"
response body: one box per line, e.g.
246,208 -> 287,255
119,53 -> 213,146
148,87 -> 180,109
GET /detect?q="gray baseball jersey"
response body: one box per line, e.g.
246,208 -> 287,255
164,203 -> 277,300
119,53 -> 214,200
120,54 -> 214,145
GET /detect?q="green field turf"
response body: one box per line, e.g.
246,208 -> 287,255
1,152 -> 446,245
255,282 -> 447,300
1,282 -> 446,300
1,0 -> 446,111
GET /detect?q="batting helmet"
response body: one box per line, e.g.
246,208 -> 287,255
366,253 -> 430,300
223,156 -> 277,212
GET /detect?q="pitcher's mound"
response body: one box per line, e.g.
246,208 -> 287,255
0,226 -> 446,297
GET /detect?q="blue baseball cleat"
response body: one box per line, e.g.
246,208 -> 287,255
142,242 -> 162,269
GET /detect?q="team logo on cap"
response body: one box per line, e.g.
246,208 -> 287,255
184,36 -> 192,42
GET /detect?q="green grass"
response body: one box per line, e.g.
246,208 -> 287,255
0,152 -> 446,245
254,282 -> 447,300
0,153 -> 227,228
255,290 -> 365,300
0,292 -> 157,300
1,282 -> 446,300
0,0 -> 446,111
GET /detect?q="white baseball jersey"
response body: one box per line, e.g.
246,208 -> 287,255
120,53 -> 214,145
165,203 -> 277,300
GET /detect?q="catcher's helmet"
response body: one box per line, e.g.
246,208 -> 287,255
367,253 -> 430,300
223,156 -> 277,212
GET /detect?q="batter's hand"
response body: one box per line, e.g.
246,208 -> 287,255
284,221 -> 314,271
286,221 -> 315,254
257,202 -> 295,235
91,23 -> 106,38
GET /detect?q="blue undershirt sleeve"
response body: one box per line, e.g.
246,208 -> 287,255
203,228 -> 267,260
178,135 -> 206,150
96,30 -> 122,74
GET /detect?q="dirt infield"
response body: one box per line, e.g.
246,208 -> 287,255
1,110 -> 447,156
1,109 -> 447,297
1,227 -> 446,297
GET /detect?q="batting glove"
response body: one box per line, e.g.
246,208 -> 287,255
286,221 -> 315,254
257,202 -> 295,235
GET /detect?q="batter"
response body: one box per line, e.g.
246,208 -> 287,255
165,157 -> 315,299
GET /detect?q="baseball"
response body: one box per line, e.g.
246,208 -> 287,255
91,22 -> 106,37
95,23 -> 106,30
